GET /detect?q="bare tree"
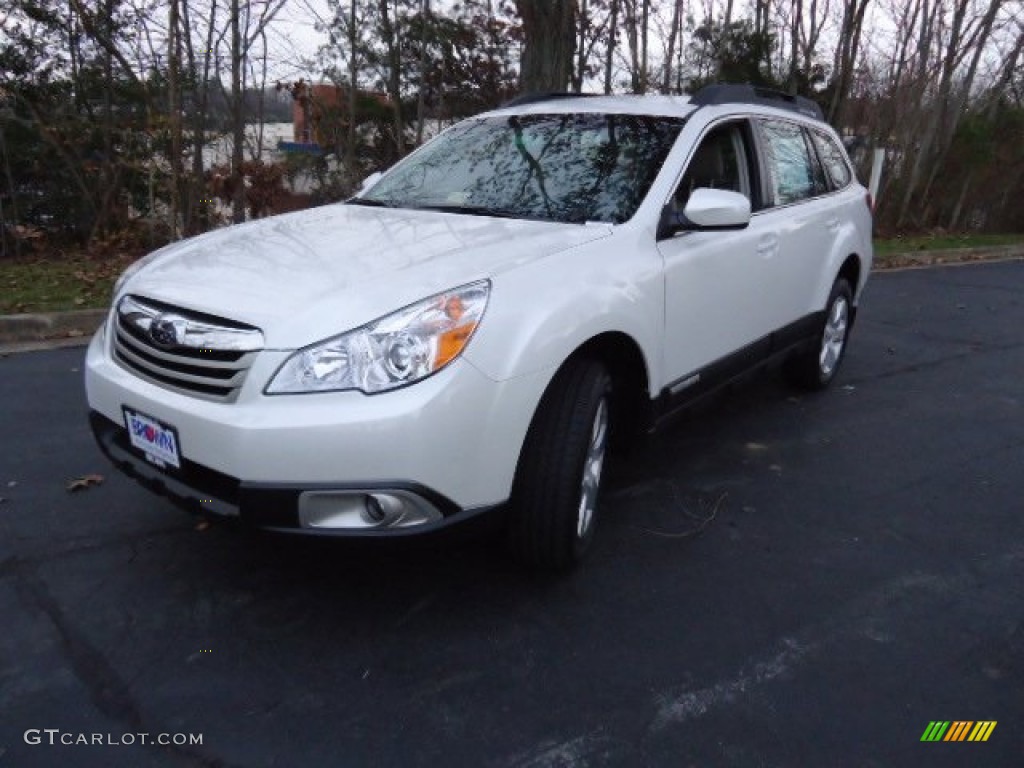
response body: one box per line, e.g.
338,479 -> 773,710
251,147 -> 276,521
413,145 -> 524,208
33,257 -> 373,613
661,0 -> 685,93
622,0 -> 651,93
827,0 -> 871,124
788,0 -> 802,92
915,0 -> 1006,219
416,0 -> 430,143
378,0 -> 405,157
604,0 -> 620,94
800,0 -> 831,80
348,0 -> 359,175
230,0 -> 245,223
180,0 -> 221,235
169,0 -> 183,236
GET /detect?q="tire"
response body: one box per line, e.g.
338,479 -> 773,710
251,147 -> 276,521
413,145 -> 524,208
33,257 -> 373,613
507,358 -> 612,571
787,277 -> 854,390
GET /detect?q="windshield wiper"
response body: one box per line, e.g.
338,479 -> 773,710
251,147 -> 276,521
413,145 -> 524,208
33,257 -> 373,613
410,203 -> 522,220
346,198 -> 398,208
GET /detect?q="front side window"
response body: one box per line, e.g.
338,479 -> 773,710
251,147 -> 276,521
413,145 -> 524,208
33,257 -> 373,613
759,119 -> 818,206
673,122 -> 753,208
358,113 -> 685,225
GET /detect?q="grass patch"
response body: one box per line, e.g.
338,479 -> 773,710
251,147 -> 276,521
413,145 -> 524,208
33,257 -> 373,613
0,254 -> 135,314
874,233 -> 1024,255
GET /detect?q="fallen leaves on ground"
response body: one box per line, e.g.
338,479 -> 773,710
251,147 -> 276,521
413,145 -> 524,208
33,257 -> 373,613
67,474 -> 104,492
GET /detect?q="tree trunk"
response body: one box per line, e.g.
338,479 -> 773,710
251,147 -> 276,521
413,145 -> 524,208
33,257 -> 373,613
604,0 -> 619,94
661,0 -> 683,94
515,0 -> 575,92
230,0 -> 245,224
169,0 -> 183,238
800,0 -> 825,79
573,0 -> 588,92
897,0 -> 971,228
788,0 -> 802,94
181,0 -> 217,236
378,0 -> 405,157
948,171 -> 973,231
640,0 -> 649,93
347,0 -> 358,177
415,0 -> 430,144
827,0 -> 870,126
623,0 -> 641,92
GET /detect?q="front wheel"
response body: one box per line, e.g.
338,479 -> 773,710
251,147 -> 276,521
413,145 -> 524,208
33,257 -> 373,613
787,277 -> 854,390
507,359 -> 612,571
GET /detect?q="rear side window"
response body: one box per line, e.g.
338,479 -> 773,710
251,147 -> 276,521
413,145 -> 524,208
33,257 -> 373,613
811,129 -> 853,189
758,119 -> 818,206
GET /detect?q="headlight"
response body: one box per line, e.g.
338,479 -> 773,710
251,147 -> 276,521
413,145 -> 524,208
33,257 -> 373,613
266,281 -> 490,395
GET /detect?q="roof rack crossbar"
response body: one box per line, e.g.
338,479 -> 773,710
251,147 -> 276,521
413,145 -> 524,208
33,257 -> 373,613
690,84 -> 824,121
500,92 -> 599,108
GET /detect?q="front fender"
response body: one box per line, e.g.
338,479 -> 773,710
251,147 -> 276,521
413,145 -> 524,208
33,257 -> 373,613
464,231 -> 663,391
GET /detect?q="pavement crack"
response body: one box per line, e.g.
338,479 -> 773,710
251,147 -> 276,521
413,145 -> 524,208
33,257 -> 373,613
15,569 -> 144,728
13,568 -> 236,768
0,525 -> 191,581
844,339 -> 1024,385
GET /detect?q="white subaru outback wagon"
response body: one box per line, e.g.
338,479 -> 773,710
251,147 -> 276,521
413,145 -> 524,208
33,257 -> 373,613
86,84 -> 872,570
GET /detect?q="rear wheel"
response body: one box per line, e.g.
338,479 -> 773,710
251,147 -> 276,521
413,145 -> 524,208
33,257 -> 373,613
508,359 -> 612,571
787,277 -> 853,390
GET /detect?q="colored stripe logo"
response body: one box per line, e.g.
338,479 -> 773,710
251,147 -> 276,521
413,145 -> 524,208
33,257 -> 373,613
921,721 -> 996,742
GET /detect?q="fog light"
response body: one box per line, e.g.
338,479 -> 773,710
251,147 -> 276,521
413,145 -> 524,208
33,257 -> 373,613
298,489 -> 443,530
362,493 -> 403,526
364,494 -> 386,522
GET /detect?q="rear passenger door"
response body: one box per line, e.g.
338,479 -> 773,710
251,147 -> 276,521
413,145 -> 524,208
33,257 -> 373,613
754,118 -> 840,326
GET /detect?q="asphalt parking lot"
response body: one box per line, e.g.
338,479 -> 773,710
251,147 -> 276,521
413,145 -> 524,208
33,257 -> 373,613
1,261 -> 1022,767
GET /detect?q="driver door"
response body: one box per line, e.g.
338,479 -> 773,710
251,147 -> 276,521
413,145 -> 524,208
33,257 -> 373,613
657,119 -> 780,393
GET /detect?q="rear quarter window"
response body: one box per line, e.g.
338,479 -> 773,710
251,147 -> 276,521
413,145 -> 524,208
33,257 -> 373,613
811,129 -> 853,190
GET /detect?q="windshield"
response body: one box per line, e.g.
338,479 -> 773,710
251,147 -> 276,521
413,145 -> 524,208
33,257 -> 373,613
356,113 -> 685,224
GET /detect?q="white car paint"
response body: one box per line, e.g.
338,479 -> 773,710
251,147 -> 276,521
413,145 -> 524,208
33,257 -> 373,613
123,205 -> 613,350
85,89 -> 872,533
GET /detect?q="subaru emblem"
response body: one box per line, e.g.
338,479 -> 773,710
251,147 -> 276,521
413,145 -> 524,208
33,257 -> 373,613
150,314 -> 185,348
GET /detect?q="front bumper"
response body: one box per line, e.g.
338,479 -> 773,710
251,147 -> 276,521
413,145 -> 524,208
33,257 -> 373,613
85,325 -> 551,534
90,411 -> 498,534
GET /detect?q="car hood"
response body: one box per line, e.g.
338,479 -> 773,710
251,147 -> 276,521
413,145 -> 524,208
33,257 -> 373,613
122,204 -> 612,348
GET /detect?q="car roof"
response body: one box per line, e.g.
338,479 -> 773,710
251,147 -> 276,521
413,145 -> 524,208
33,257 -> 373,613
481,84 -> 826,124
483,94 -> 699,120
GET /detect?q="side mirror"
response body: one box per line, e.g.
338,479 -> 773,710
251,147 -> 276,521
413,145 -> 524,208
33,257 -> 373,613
657,188 -> 752,239
357,171 -> 383,195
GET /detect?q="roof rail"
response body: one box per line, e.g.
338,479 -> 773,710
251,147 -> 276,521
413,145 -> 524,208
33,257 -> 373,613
690,83 -> 824,121
501,92 -> 598,108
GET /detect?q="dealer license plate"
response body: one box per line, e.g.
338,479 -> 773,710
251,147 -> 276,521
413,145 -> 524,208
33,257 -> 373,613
123,408 -> 181,469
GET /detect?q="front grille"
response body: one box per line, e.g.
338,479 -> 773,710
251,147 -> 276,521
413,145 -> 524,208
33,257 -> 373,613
113,295 -> 264,402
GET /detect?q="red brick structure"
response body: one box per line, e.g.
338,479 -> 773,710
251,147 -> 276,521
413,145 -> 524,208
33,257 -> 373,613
285,82 -> 390,147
